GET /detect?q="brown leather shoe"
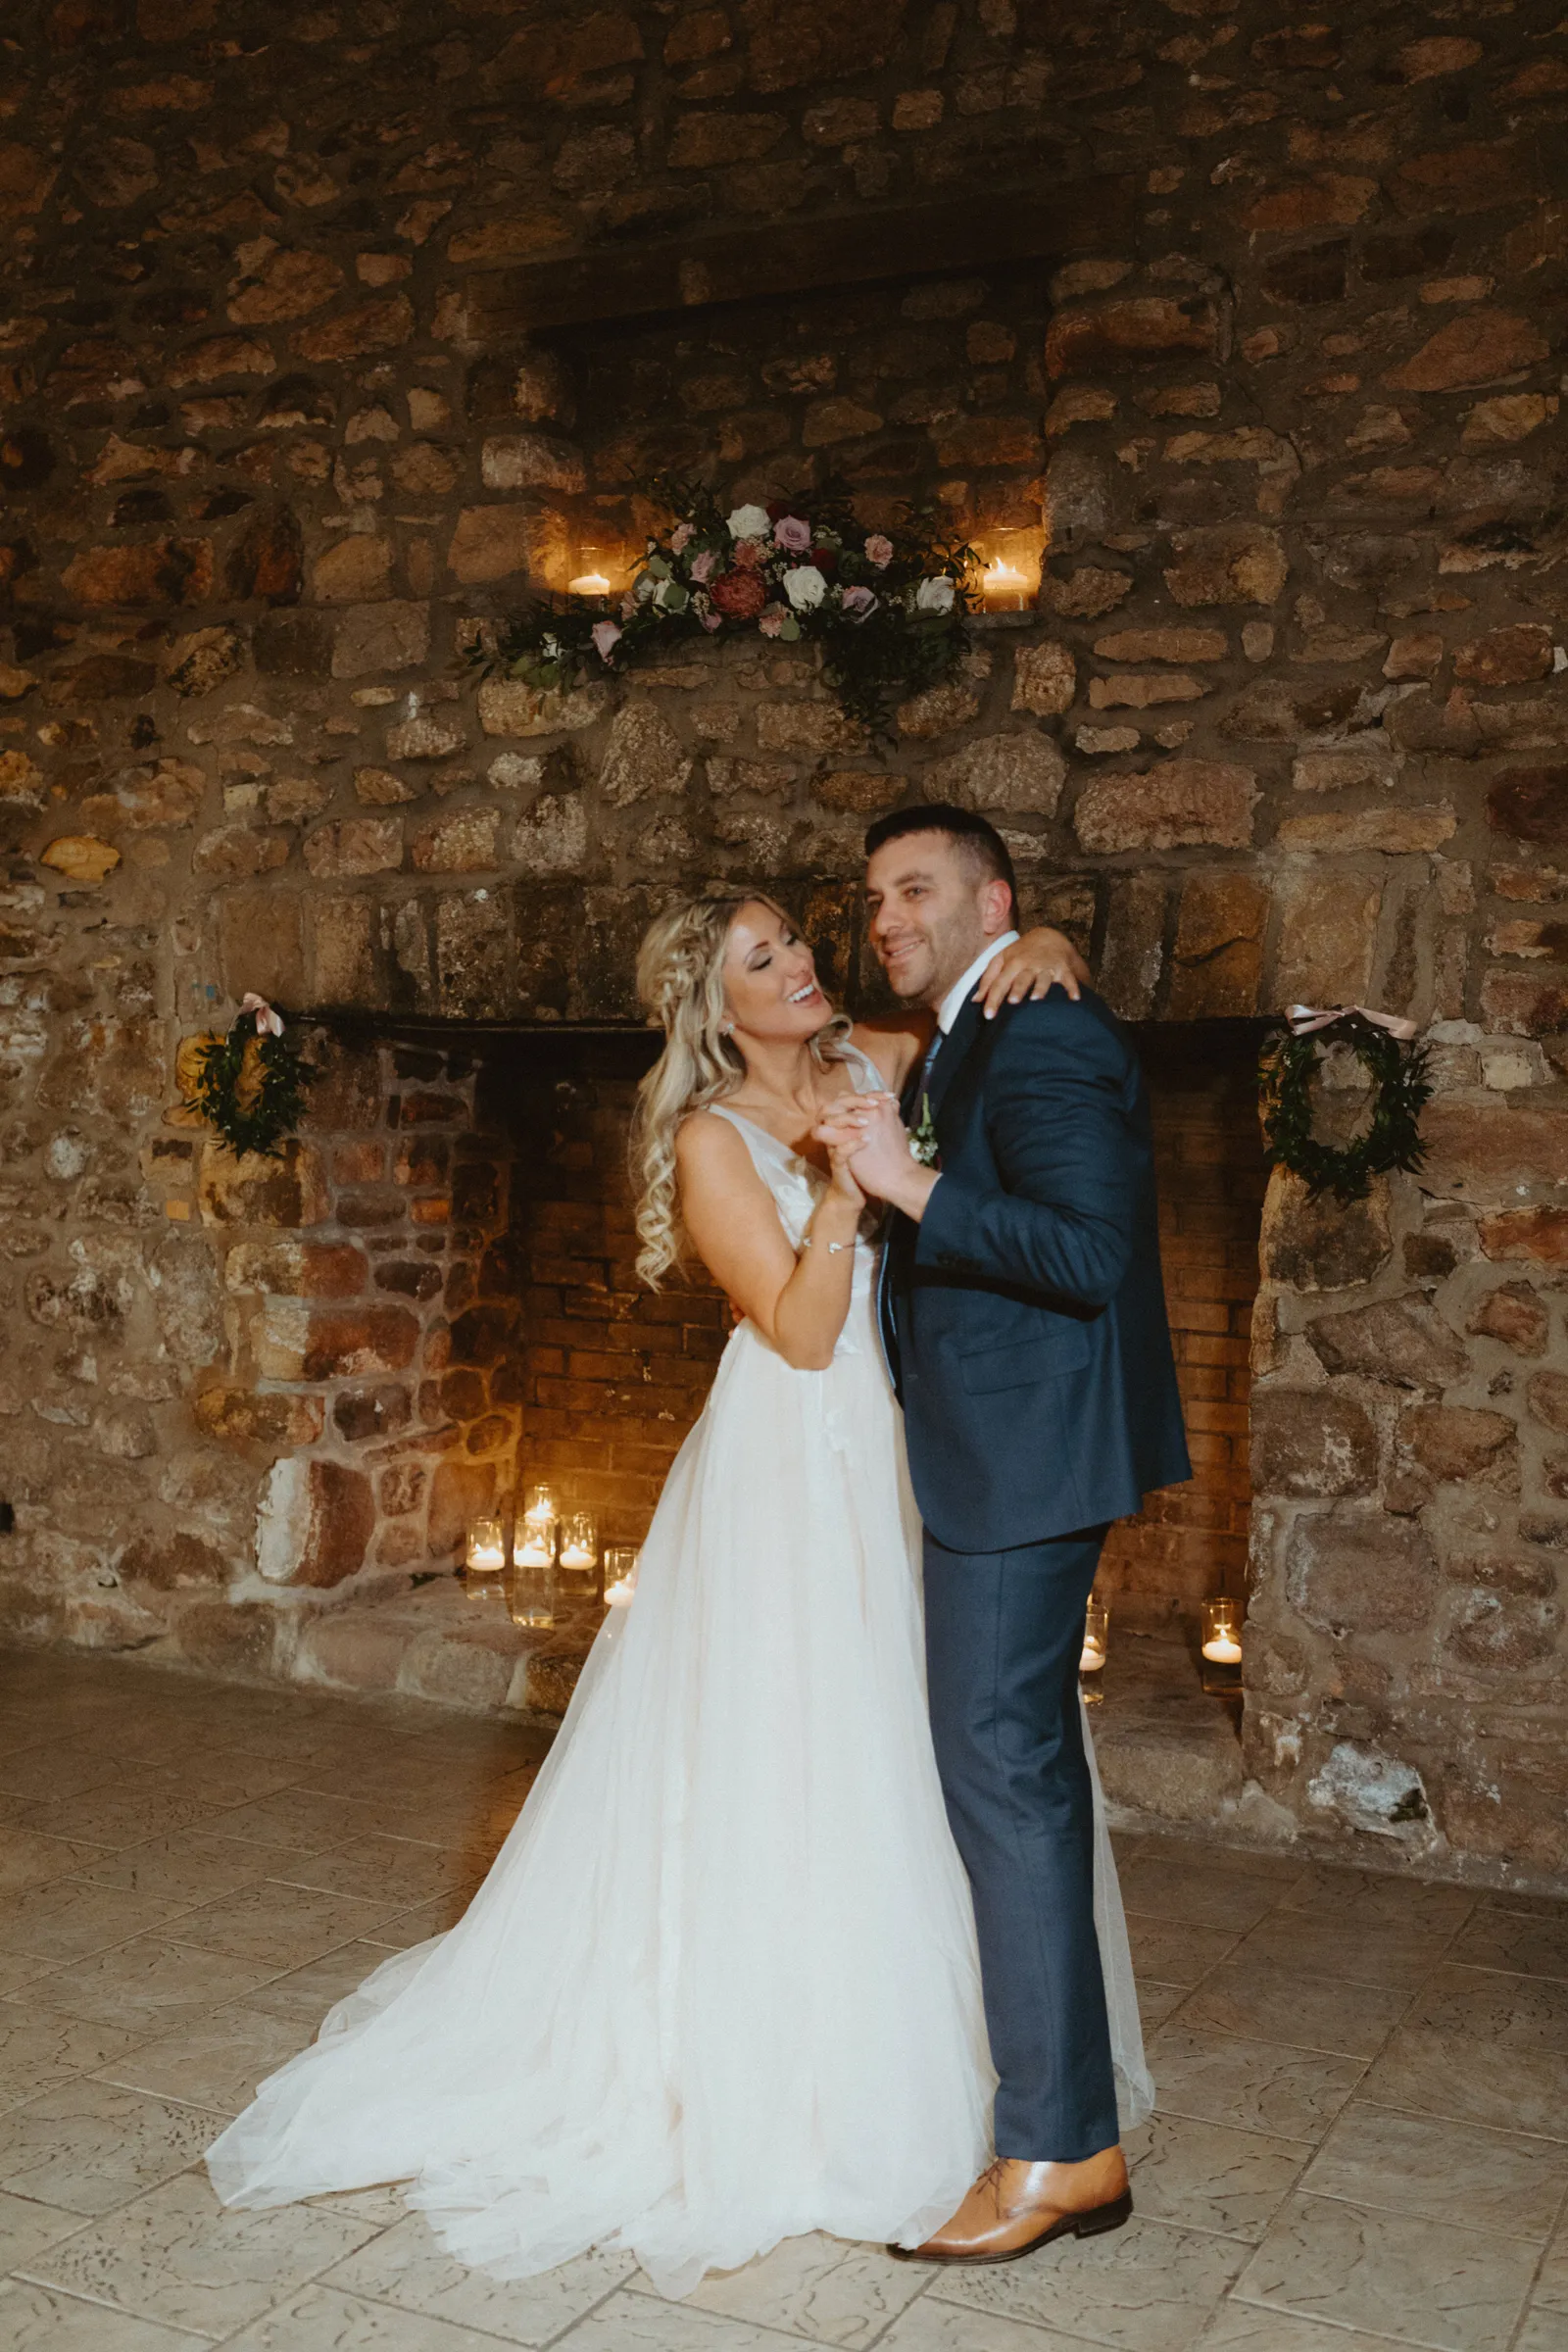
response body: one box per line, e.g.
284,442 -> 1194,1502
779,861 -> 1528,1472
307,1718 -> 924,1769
890,2146 -> 1132,2266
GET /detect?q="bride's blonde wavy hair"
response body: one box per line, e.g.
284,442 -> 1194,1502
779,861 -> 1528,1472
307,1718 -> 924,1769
631,892 -> 851,1288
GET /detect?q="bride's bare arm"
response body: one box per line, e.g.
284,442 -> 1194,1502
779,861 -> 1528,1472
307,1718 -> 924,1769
850,925 -> 1093,1090
675,1115 -> 862,1372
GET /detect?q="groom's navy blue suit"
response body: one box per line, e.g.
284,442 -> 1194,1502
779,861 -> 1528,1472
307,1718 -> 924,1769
879,983 -> 1189,2160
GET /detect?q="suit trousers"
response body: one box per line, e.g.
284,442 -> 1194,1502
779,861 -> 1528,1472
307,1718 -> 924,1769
922,1522 -> 1120,2162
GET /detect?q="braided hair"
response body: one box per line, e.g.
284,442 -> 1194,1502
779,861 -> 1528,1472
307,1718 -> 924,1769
630,893 -> 850,1288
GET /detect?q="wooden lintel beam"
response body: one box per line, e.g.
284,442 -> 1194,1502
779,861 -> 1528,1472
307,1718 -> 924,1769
465,174 -> 1136,340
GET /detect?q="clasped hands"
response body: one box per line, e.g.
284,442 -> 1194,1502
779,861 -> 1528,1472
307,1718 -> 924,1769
813,1092 -> 939,1223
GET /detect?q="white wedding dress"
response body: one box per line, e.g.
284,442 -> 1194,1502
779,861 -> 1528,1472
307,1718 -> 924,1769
207,1045 -> 1152,2297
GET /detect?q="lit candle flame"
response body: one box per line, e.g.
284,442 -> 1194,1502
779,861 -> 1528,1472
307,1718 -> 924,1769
567,572 -> 612,597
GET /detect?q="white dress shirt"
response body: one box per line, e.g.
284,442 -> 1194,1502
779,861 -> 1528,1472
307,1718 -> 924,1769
936,929 -> 1020,1035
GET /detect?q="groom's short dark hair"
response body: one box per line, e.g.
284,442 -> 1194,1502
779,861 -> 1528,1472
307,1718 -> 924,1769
863,804 -> 1019,922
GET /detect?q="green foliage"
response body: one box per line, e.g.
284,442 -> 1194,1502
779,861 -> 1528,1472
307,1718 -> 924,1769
1259,1012 -> 1432,1205
184,1011 -> 316,1160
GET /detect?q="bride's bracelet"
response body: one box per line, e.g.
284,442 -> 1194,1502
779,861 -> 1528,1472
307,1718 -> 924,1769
800,1235 -> 851,1254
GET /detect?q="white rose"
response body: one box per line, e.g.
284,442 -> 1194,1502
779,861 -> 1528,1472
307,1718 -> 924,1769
783,564 -> 827,611
726,503 -> 771,541
914,573 -> 956,613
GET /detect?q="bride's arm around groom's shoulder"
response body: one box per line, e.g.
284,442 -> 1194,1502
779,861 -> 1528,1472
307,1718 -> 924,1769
916,991 -> 1142,1312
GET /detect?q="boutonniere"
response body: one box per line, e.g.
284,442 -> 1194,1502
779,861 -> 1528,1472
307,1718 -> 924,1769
908,1092 -> 941,1168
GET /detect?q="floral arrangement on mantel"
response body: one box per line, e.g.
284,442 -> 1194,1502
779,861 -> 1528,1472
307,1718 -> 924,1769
469,479 -> 978,736
182,995 -> 316,1160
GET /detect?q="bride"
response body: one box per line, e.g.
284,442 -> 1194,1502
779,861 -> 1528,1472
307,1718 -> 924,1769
207,892 -> 1152,2297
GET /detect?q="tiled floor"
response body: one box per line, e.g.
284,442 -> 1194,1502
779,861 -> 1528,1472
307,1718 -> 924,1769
2,1647 -> 1566,2352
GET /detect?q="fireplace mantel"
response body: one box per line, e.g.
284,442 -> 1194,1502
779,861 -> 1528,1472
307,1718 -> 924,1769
465,175 -> 1137,339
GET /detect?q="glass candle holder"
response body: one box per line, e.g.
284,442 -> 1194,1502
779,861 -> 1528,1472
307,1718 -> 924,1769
466,1514 -> 507,1576
603,1545 -> 640,1607
1079,1594 -> 1108,1704
511,1500 -> 557,1630
558,1510 -> 599,1599
1200,1596 -> 1244,1694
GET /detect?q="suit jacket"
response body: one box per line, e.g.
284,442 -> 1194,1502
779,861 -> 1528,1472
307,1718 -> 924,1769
878,987 -> 1191,1553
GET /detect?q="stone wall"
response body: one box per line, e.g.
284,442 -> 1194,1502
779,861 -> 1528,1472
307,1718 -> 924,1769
1,0 -> 1566,1880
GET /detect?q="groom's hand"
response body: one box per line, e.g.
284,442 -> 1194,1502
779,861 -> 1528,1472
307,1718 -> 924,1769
813,1095 -> 940,1222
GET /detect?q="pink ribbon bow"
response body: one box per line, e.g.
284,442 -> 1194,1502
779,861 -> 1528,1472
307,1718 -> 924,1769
240,993 -> 284,1039
1286,1004 -> 1419,1042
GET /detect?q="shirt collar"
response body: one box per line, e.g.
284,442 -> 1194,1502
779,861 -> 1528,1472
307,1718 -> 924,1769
937,930 -> 1020,1035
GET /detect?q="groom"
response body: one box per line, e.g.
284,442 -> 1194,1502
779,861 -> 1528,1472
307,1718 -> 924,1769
819,804 -> 1189,2265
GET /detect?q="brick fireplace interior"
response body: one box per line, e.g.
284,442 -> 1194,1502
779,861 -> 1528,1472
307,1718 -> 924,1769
3,0 -> 1567,1886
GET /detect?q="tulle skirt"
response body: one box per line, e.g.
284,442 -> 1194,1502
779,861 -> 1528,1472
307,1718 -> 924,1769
207,1314 -> 1150,2297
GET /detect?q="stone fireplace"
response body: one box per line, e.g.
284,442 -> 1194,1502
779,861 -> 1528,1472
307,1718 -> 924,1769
2,0 -> 1566,1888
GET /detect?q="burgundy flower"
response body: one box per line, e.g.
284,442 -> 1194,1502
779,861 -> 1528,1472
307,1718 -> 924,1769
710,567 -> 768,619
809,546 -> 838,574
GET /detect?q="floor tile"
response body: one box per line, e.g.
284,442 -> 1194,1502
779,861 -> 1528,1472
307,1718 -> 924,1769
1514,2312 -> 1568,2352
928,2214 -> 1248,2352
93,2001 -> 314,2114
1299,2103 -> 1568,2242
270,1833 -> 491,1910
1357,1966 -> 1568,2140
0,1876 -> 197,1966
307,2181 -> 411,2228
1172,1960 -> 1412,2061
242,1941 -> 394,2028
1237,1914 -> 1453,1992
1137,1984 -> 1188,2031
323,2211 -> 635,2344
26,1934 -> 285,2038
879,2302 -> 1111,2351
1129,2112 -> 1311,2242
1150,2027 -> 1365,2142
224,2281 -> 659,2351
0,1829 -> 114,1897
0,2002 -> 146,2113
70,1829 -> 277,1907
0,1738 -> 130,1805
359,1888 -> 479,1950
169,1879 -> 408,1969
0,2277 -> 202,2352
1197,2305 -> 1421,2352
23,2164 -> 381,2337
1275,1869 -> 1478,1936
672,2230 -> 930,2346
1115,1858 -> 1286,1937
1448,1909 -> 1568,1986
206,1788 -> 390,1855
1530,2218 -> 1568,2313
18,1778 -> 224,1849
564,2284 -> 821,2348
1126,1918 -> 1243,1990
0,2077 -> 226,2215
1233,2191 -> 1538,2352
0,2185 -> 86,2272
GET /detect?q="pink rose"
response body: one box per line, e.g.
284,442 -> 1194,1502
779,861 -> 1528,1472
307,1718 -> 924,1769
773,514 -> 812,553
699,605 -> 722,632
591,619 -> 622,662
688,549 -> 716,582
841,584 -> 876,619
732,537 -> 765,570
759,605 -> 786,636
670,522 -> 694,553
864,533 -> 894,568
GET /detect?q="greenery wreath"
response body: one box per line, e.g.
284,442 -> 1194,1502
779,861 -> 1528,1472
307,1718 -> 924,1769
183,997 -> 315,1160
466,475 -> 976,738
1259,1010 -> 1432,1205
